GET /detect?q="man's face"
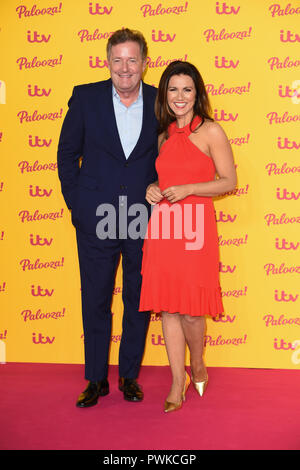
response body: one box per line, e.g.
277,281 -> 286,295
108,41 -> 146,95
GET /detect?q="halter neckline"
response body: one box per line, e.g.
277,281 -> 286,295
169,115 -> 202,136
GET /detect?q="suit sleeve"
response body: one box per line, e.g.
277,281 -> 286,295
57,86 -> 83,210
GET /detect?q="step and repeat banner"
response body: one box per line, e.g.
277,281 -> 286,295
0,0 -> 299,369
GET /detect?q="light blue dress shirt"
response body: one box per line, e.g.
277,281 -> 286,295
112,82 -> 143,159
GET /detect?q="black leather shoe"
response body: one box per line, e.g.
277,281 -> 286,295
119,378 -> 144,402
76,379 -> 109,408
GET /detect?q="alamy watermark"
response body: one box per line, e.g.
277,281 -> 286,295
96,196 -> 205,250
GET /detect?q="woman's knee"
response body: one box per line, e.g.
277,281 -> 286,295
182,314 -> 205,325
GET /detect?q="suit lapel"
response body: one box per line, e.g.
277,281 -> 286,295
98,79 -> 154,162
98,79 -> 126,161
127,81 -> 152,162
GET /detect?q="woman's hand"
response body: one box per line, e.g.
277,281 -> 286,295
146,181 -> 164,205
162,184 -> 191,203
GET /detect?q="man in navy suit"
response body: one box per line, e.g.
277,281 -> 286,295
57,29 -> 159,407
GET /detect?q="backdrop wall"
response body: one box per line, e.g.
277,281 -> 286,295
1,0 -> 300,369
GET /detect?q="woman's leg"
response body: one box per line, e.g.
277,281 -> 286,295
180,315 -> 207,381
162,311 -> 187,403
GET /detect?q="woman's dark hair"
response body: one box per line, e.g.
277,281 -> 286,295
155,61 -> 213,135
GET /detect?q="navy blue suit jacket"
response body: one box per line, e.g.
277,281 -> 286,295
57,79 -> 158,234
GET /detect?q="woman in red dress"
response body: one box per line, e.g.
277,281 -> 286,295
139,61 -> 237,412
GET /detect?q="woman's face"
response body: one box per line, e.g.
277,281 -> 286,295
167,74 -> 196,122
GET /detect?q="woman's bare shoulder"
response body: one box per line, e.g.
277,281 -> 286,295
202,119 -> 225,133
195,119 -> 228,141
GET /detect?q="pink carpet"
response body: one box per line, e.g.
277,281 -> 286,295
0,363 -> 299,450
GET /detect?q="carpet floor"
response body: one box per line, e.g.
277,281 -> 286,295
0,363 -> 299,451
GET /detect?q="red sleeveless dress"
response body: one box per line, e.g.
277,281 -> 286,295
139,116 -> 223,317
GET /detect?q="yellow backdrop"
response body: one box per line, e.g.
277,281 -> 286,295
0,0 -> 299,369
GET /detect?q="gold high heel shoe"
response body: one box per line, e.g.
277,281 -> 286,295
164,372 -> 191,413
192,375 -> 208,397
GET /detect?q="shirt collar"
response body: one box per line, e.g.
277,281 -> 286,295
112,81 -> 143,104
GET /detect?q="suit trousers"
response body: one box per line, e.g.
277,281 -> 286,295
76,228 -> 150,382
